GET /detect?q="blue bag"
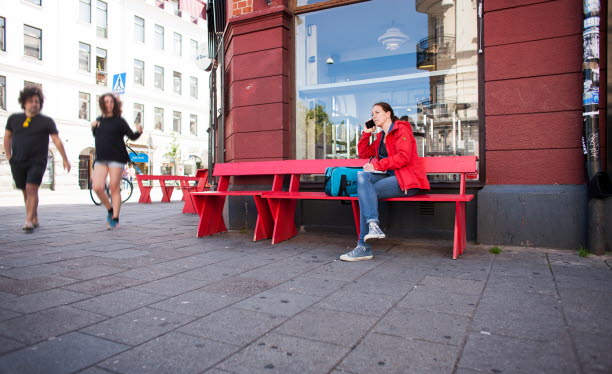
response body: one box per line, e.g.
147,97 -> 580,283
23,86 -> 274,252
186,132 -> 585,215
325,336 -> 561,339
324,167 -> 362,197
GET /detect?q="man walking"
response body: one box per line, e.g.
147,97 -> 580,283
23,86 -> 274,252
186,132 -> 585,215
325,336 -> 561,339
3,86 -> 71,233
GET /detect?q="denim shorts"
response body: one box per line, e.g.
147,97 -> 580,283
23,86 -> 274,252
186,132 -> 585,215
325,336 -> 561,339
94,160 -> 126,169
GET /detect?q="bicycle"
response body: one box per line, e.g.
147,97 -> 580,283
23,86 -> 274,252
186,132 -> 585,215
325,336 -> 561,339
89,177 -> 133,205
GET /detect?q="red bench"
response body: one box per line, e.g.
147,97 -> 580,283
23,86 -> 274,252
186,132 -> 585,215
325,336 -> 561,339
137,170 -> 209,212
191,156 -> 477,259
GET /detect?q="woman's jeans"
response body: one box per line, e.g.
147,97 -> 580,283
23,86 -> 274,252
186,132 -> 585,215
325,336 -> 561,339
356,171 -> 418,247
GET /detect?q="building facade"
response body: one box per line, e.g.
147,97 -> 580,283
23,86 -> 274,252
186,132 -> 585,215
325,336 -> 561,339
0,0 -> 209,191
215,0 -> 610,249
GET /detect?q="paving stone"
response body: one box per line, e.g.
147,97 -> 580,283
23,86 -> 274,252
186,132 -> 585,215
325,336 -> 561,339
398,288 -> 479,316
416,276 -> 485,296
427,264 -> 491,281
52,255 -> 126,269
154,254 -> 224,270
0,332 -> 129,374
81,307 -> 197,346
478,290 -> 562,315
1,288 -> 90,314
148,289 -> 242,317
76,368 -> 117,374
0,306 -> 106,344
88,243 -> 136,252
560,289 -> 612,335
203,276 -> 278,297
72,289 -> 167,317
118,263 -> 187,281
176,265 -> 244,283
61,274 -> 146,295
178,307 -> 287,346
272,276 -> 348,297
130,276 -> 208,297
233,289 -> 321,317
59,265 -> 125,280
0,336 -> 24,355
363,263 -> 431,283
317,289 -> 400,317
374,307 -> 470,346
276,307 -> 378,347
217,332 -> 350,374
485,273 -> 556,296
303,260 -> 381,282
472,306 -> 566,340
0,263 -> 69,280
95,248 -> 150,259
573,331 -> 612,372
341,274 -> 418,297
458,332 -> 579,374
338,332 -> 458,374
0,308 -> 21,322
98,331 -> 238,374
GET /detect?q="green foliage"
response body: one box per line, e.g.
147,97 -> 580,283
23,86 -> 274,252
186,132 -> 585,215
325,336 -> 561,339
165,132 -> 180,159
577,245 -> 590,257
489,246 -> 502,255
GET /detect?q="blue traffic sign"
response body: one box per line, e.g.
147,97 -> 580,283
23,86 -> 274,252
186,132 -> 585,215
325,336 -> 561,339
129,152 -> 148,163
112,73 -> 126,94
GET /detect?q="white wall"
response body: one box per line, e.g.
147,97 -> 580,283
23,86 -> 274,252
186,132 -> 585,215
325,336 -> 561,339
0,0 -> 209,191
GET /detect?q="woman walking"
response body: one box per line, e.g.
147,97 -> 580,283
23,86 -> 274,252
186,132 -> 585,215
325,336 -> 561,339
91,94 -> 143,229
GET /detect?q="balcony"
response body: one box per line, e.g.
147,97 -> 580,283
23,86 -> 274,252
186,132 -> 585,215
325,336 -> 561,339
416,34 -> 455,71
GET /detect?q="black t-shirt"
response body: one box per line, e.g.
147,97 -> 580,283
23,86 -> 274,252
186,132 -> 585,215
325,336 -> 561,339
92,116 -> 142,163
5,113 -> 58,162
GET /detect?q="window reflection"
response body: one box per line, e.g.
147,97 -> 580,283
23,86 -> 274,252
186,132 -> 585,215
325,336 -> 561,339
295,0 -> 479,179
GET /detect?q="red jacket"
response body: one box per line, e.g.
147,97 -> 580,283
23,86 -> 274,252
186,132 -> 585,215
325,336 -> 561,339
358,120 -> 430,192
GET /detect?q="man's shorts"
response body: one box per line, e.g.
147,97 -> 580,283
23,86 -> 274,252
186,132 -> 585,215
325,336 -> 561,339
9,159 -> 47,189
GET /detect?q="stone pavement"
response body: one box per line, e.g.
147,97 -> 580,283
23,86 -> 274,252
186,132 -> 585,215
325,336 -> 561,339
0,200 -> 610,374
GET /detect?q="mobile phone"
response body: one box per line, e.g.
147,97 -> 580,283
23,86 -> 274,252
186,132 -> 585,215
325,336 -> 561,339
365,119 -> 375,129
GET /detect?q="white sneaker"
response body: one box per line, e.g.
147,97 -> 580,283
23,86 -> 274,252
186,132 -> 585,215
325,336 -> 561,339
364,222 -> 385,242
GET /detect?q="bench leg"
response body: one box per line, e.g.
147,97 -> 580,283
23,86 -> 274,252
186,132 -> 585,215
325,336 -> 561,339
453,201 -> 467,259
193,195 -> 227,237
138,186 -> 152,203
351,200 -> 360,238
161,186 -> 174,202
270,199 -> 298,244
182,190 -> 195,213
253,196 -> 274,241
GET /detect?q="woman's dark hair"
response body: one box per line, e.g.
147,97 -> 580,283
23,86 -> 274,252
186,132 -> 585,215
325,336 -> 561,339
18,86 -> 44,110
99,93 -> 122,117
373,102 -> 399,122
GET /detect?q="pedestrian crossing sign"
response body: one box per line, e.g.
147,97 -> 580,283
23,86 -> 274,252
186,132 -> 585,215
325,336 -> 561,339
112,73 -> 126,94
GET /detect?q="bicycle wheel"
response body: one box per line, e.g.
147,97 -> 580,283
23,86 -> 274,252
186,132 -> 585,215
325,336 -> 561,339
120,178 -> 133,203
90,186 -> 103,205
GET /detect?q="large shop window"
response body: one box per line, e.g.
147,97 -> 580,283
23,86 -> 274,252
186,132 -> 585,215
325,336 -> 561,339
295,0 -> 480,179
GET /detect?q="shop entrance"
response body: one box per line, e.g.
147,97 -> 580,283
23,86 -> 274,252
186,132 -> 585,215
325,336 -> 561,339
78,147 -> 95,189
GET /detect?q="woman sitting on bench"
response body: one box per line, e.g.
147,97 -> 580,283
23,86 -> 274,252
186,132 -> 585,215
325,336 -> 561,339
340,102 -> 430,261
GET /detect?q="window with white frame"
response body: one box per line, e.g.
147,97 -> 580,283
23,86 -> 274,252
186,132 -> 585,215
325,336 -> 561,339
154,65 -> 164,90
96,48 -> 107,85
173,32 -> 182,56
24,25 -> 42,59
134,103 -> 144,127
25,0 -> 42,5
134,16 -> 144,42
0,17 -> 5,52
154,24 -> 164,50
0,76 -> 6,110
95,95 -> 101,117
79,0 -> 91,23
190,76 -> 198,99
190,114 -> 197,136
134,59 -> 144,86
190,39 -> 198,59
96,1 -> 108,38
173,111 -> 181,133
79,42 -> 91,72
79,92 -> 90,120
173,71 -> 181,95
154,107 -> 164,130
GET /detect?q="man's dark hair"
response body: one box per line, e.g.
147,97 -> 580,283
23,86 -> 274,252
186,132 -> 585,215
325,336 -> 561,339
18,86 -> 44,110
99,93 -> 123,118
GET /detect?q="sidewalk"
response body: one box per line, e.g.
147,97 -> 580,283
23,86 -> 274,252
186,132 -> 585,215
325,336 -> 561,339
0,200 -> 610,374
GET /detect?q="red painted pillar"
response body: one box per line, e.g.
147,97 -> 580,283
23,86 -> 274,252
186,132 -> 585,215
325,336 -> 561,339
224,1 -> 293,162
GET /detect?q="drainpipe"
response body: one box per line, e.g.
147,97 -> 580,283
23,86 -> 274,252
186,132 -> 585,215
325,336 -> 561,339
582,0 -> 611,254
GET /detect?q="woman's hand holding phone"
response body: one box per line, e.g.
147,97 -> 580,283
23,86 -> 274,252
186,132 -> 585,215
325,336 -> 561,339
364,119 -> 376,133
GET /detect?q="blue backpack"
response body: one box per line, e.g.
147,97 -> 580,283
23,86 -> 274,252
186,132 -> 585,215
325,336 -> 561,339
324,167 -> 362,197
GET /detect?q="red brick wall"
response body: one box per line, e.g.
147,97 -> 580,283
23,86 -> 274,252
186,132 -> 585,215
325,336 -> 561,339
484,0 -> 606,185
231,0 -> 253,17
224,6 -> 293,162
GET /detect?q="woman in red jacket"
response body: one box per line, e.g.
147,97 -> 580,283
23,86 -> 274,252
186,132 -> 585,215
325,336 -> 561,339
340,102 -> 430,261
